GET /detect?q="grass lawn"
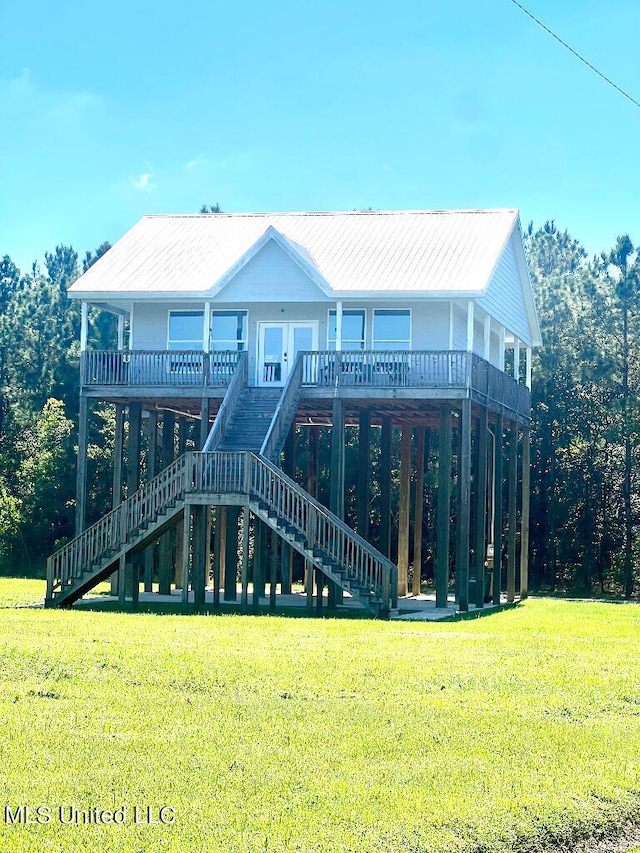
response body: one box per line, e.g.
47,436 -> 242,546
2,580 -> 640,852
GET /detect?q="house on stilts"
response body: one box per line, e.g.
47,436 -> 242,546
45,209 -> 540,617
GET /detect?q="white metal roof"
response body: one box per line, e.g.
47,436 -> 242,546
68,209 -> 521,298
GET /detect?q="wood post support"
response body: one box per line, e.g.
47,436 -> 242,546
379,416 -> 392,558
507,423 -> 518,603
520,427 -> 530,598
75,395 -> 89,535
436,405 -> 452,608
181,505 -> 191,610
357,409 -> 371,539
269,529 -> 278,611
192,505 -> 206,612
412,427 -> 425,596
493,413 -> 504,605
158,410 -> 175,596
397,423 -> 412,597
456,399 -> 472,612
143,410 -> 158,592
225,506 -> 239,602
241,506 -> 250,609
473,407 -> 489,608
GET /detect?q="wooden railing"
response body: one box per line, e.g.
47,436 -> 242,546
260,354 -> 303,463
202,352 -> 248,451
48,449 -> 397,613
300,350 -> 530,416
47,453 -> 192,600
192,452 -> 397,612
80,350 -> 242,387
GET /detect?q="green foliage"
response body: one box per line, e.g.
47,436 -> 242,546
526,222 -> 640,595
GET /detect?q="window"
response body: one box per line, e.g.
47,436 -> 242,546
328,310 -> 365,350
373,310 -> 411,350
211,311 -> 248,351
168,311 -> 204,350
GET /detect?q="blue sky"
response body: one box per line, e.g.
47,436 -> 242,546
1,0 -> 639,272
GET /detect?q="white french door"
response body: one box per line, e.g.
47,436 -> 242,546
257,322 -> 317,386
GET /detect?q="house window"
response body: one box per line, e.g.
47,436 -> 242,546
373,310 -> 411,350
168,311 -> 204,350
328,310 -> 365,350
211,311 -> 248,351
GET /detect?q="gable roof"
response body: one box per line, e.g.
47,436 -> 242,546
68,208 -> 522,298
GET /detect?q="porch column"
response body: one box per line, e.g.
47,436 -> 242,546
80,302 -> 89,352
181,505 -> 192,610
192,505 -> 207,612
525,347 -> 532,389
241,506 -> 250,609
203,302 -> 211,352
335,301 -> 343,351
466,301 -> 474,352
483,314 -> 491,361
513,337 -> 520,382
397,423 -> 412,597
117,315 -> 125,350
499,326 -> 506,371
436,405 -> 452,608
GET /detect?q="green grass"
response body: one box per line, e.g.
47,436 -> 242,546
2,583 -> 640,852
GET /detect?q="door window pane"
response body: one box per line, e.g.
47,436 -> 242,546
293,327 -> 313,357
373,310 -> 410,350
328,310 -> 365,350
168,311 -> 204,350
263,327 -> 282,382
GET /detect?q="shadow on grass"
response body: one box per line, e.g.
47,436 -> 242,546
71,598 -> 376,620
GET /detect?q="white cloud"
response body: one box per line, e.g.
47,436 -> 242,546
186,155 -> 208,169
133,171 -> 156,192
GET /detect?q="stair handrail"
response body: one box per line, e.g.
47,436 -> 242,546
194,451 -> 397,612
260,352 -> 304,463
202,351 -> 248,452
46,452 -> 194,602
248,453 -> 397,612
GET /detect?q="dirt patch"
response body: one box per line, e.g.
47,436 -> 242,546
537,823 -> 640,853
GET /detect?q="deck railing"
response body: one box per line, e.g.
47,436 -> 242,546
80,350 -> 242,387
300,350 -> 530,415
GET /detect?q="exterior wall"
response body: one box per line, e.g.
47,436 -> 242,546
216,240 -> 327,303
476,235 -> 531,344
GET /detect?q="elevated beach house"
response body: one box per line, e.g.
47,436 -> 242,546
46,209 -> 540,617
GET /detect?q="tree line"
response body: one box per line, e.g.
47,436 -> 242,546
0,223 -> 638,595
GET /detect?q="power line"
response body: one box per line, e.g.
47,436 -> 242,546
509,0 -> 640,110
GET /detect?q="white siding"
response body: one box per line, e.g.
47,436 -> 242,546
216,239 -> 327,303
476,236 -> 531,344
411,303 -> 450,350
131,302 -> 203,349
452,304 -> 467,350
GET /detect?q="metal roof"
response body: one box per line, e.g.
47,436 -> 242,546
68,209 -> 521,297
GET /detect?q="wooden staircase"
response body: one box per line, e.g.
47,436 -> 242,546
47,355 -> 398,615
